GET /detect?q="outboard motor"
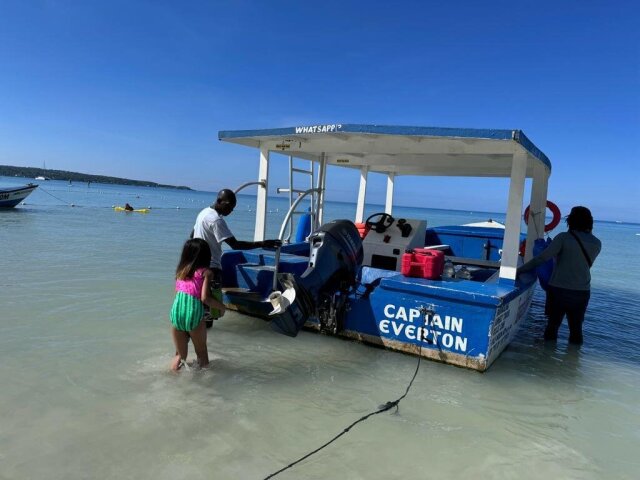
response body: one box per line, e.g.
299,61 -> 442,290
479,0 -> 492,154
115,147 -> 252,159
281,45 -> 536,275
270,219 -> 363,337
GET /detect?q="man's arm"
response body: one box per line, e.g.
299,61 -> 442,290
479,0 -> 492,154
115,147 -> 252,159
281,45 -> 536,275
224,237 -> 281,250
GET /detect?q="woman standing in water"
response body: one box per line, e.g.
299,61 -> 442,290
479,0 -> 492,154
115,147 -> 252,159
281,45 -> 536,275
518,206 -> 601,344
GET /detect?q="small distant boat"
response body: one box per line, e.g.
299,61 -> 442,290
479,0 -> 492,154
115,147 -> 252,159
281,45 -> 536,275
36,161 -> 52,181
463,219 -> 505,229
0,184 -> 38,208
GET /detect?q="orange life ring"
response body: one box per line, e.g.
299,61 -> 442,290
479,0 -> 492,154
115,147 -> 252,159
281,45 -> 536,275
524,201 -> 561,232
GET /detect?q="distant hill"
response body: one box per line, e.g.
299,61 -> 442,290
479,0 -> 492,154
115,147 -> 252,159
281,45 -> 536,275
0,165 -> 192,190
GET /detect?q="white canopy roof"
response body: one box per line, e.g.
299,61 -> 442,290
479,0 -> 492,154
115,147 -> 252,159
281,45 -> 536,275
219,124 -> 551,178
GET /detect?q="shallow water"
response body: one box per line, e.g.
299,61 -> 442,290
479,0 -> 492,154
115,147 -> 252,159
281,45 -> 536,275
1,177 -> 639,479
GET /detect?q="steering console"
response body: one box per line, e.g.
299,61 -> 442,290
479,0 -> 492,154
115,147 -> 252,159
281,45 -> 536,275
365,212 -> 395,233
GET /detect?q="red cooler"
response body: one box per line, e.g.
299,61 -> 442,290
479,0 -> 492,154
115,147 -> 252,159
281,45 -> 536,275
401,248 -> 445,279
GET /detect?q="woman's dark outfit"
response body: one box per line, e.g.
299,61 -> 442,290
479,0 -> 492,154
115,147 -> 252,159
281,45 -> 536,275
519,230 -> 601,344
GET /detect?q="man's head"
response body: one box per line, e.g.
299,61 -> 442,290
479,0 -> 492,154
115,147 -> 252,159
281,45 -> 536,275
213,189 -> 237,216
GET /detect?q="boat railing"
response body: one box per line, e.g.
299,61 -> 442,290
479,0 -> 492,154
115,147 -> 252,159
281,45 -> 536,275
234,180 -> 266,194
278,187 -> 323,242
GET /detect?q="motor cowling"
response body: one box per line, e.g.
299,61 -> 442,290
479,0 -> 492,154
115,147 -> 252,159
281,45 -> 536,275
270,220 -> 363,337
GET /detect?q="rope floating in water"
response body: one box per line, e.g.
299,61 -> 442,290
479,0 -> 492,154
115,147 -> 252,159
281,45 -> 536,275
263,308 -> 435,479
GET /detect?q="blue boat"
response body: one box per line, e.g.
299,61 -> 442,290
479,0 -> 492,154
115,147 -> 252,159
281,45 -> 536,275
217,124 -> 552,371
0,183 -> 38,208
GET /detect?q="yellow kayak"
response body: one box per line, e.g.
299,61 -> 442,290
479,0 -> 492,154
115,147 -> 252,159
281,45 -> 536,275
114,206 -> 150,213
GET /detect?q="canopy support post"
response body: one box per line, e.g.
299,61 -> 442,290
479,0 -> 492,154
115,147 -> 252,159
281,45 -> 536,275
253,144 -> 269,241
499,152 -> 527,281
525,162 -> 549,259
385,172 -> 395,215
355,166 -> 369,223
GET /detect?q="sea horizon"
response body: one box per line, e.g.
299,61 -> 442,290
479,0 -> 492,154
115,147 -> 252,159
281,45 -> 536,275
4,174 -> 638,225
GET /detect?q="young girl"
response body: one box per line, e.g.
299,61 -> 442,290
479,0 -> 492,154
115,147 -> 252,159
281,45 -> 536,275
170,238 -> 226,371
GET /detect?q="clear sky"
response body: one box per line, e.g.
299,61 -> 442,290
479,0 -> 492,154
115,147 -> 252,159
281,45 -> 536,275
1,1 -> 638,222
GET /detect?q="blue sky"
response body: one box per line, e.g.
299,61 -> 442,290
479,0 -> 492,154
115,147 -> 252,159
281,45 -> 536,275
1,1 -> 638,221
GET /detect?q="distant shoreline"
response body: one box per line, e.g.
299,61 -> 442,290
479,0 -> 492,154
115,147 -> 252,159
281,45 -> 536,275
0,165 -> 192,190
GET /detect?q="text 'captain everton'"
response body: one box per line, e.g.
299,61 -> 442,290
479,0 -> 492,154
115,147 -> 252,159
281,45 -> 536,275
380,304 -> 468,352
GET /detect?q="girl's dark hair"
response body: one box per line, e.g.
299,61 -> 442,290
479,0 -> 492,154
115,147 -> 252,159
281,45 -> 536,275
176,238 -> 211,280
566,206 -> 593,232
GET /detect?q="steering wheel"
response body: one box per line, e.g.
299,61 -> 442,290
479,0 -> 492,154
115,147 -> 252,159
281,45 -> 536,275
365,212 -> 395,233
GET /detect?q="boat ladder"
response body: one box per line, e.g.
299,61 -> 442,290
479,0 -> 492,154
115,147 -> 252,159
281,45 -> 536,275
276,156 -> 317,242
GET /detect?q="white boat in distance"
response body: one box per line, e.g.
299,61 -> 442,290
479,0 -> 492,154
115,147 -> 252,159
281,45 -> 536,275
35,161 -> 52,180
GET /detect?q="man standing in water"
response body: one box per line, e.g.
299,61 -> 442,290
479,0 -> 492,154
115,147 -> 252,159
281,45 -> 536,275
518,206 -> 601,344
192,189 -> 281,327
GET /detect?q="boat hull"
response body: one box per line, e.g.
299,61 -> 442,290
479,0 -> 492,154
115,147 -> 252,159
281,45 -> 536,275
337,279 -> 535,371
225,279 -> 535,372
221,241 -> 536,372
0,185 -> 38,208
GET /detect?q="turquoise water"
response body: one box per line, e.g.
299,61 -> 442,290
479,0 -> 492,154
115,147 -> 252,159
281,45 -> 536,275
1,176 -> 639,479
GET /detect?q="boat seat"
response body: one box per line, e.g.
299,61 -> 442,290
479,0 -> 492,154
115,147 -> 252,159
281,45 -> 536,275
358,266 -> 400,285
243,249 -> 309,266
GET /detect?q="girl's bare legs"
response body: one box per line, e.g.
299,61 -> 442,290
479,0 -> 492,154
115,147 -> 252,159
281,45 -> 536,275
189,320 -> 209,368
171,327 -> 190,371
